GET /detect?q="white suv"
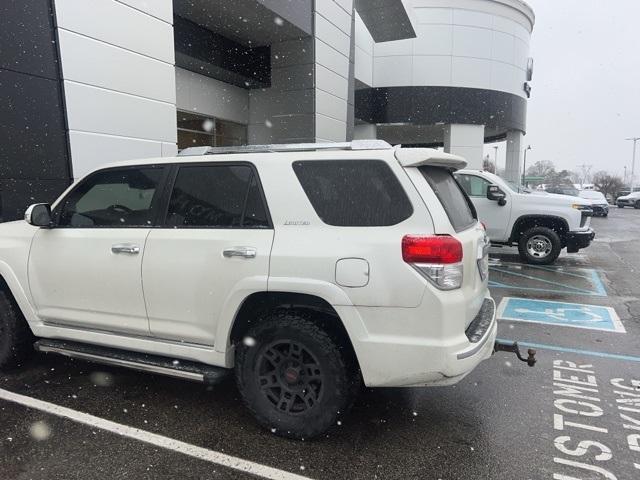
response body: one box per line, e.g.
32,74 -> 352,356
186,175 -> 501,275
0,141 -> 498,438
616,191 -> 640,209
454,170 -> 594,265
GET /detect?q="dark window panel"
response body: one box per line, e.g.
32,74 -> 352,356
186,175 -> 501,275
0,178 -> 69,223
0,0 -> 59,79
420,166 -> 476,233
293,160 -> 413,227
355,87 -> 528,138
0,69 -> 69,181
166,165 -> 269,229
57,168 -> 164,227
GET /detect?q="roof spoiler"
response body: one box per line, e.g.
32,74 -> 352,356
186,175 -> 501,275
394,147 -> 467,171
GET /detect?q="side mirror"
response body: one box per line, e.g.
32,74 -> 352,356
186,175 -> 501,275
25,204 -> 53,228
487,185 -> 507,206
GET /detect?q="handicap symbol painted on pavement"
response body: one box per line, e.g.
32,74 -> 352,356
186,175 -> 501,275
497,297 -> 625,333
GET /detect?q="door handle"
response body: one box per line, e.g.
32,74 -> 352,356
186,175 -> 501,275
223,247 -> 257,259
111,243 -> 140,255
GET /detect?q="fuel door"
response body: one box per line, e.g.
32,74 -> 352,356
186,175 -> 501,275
335,258 -> 370,288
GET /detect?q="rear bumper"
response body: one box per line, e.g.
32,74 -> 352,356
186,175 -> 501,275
566,228 -> 595,253
346,296 -> 497,388
457,298 -> 496,359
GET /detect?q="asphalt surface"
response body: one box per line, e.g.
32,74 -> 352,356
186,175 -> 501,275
1,208 -> 640,479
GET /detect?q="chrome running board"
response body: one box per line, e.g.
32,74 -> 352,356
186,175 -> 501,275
34,339 -> 229,384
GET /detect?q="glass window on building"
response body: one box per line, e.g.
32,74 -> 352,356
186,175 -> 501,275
177,111 -> 247,150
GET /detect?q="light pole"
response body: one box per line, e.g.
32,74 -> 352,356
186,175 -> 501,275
522,145 -> 532,186
626,137 -> 639,191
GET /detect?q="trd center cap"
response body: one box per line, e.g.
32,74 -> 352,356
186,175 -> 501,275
284,367 -> 299,384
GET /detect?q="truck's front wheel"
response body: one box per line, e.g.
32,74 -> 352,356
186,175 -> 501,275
0,290 -> 34,369
235,312 -> 359,439
518,227 -> 562,265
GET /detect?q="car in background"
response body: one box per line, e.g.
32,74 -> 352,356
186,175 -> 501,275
579,190 -> 609,217
616,191 -> 640,209
545,185 -> 581,197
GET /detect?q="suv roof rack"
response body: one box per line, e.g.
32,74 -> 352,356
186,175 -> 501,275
177,140 -> 393,156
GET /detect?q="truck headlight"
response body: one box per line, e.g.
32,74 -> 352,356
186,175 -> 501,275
571,204 -> 591,211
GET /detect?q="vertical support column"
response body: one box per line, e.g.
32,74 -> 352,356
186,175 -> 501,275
352,123 -> 377,140
346,12 -> 356,141
248,37 -> 315,144
444,124 -> 485,169
314,0 -> 354,142
505,130 -> 524,184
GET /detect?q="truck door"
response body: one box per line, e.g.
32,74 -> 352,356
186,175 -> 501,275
455,173 -> 512,242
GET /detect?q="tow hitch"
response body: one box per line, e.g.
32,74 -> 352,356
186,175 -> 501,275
494,340 -> 537,367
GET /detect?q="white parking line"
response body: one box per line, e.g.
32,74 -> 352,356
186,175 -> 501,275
0,388 -> 311,480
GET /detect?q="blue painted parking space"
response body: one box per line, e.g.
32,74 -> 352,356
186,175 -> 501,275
497,297 -> 625,333
488,261 -> 607,297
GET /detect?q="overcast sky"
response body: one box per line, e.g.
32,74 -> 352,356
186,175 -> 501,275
485,0 -> 640,181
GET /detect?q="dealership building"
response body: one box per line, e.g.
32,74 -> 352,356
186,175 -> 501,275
1,0 -> 534,221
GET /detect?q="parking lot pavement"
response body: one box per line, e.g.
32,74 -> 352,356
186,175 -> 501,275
1,208 -> 639,480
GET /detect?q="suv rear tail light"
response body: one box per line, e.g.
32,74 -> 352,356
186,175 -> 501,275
402,235 -> 464,290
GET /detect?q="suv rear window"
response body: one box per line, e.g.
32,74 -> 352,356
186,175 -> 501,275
420,166 -> 476,232
293,160 -> 413,227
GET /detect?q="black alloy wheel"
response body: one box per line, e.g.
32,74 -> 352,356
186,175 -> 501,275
235,312 -> 360,439
256,339 -> 324,415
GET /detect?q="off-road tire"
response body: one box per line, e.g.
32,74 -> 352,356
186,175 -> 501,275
0,290 -> 34,369
235,311 -> 360,439
518,226 -> 562,265
634,201 -> 640,209
618,204 -> 624,208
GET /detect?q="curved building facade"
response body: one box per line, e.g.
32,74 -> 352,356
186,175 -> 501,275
1,0 -> 533,221
354,0 -> 535,180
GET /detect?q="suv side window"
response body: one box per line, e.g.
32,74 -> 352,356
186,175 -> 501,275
455,173 -> 491,197
165,164 -> 270,228
57,167 -> 164,227
292,159 -> 413,227
421,166 -> 476,233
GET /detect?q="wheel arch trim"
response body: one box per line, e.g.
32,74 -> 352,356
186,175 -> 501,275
0,262 -> 39,327
509,215 -> 569,243
215,278 -> 357,357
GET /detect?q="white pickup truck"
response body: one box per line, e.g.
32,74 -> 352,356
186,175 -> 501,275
454,170 -> 595,265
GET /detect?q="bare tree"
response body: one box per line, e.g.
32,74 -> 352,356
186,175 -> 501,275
527,160 -> 556,180
547,169 -> 574,186
482,155 -> 496,173
592,171 -> 624,200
